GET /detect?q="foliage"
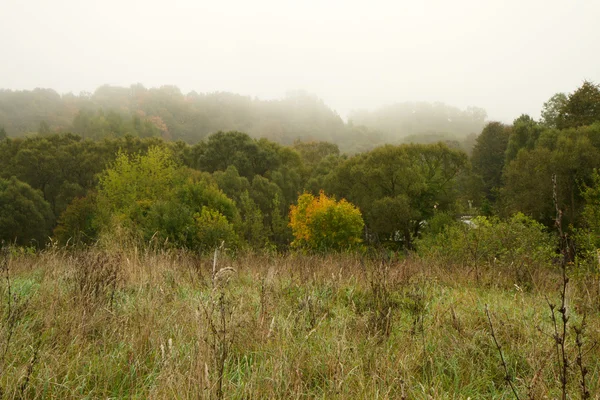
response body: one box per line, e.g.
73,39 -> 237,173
95,146 -> 238,249
0,134 -> 173,220
417,213 -> 556,271
190,131 -> 275,179
3,80 -> 600,254
194,207 -> 238,251
53,194 -> 98,245
471,122 -> 511,200
574,170 -> 600,266
348,102 -> 487,142
0,85 -> 486,153
505,114 -> 543,163
72,109 -> 160,139
97,146 -> 178,216
331,142 -> 467,248
419,211 -> 457,237
541,92 -> 568,128
557,81 -> 600,129
581,170 -> 600,244
212,165 -> 291,248
289,191 -> 364,251
501,125 -> 600,226
0,177 -> 54,246
292,140 -> 340,166
237,191 -> 268,248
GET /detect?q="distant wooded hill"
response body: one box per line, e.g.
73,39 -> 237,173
0,85 -> 486,153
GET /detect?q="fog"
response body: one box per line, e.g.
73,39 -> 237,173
1,0 -> 598,122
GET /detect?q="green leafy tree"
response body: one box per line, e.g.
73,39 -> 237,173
501,148 -> 555,224
194,207 -> 238,250
190,131 -> 276,179
96,146 -> 239,248
270,192 -> 293,248
471,122 -> 511,201
581,170 -> 600,244
501,127 -> 600,226
305,154 -> 343,195
292,140 -> 340,167
53,194 -> 98,245
574,170 -> 600,266
331,143 -> 467,248
0,127 -> 6,140
212,166 -> 251,203
212,165 -> 294,248
540,93 -> 567,128
238,191 -> 268,248
250,176 -> 283,219
505,115 -> 542,163
557,81 -> 600,129
97,146 -> 178,217
0,134 -> 111,218
0,177 -> 54,246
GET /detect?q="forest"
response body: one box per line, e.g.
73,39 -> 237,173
0,84 -> 484,154
1,80 -> 600,398
1,81 -> 599,254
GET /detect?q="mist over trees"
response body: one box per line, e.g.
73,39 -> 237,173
349,102 -> 486,153
0,85 -> 485,154
1,80 -> 600,255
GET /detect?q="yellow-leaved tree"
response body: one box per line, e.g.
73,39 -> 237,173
289,191 -> 364,251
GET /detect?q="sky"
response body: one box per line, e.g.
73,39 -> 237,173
1,0 -> 598,122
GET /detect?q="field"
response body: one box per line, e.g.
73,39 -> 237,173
1,248 -> 599,399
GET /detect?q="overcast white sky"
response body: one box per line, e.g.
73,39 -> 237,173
1,0 -> 598,122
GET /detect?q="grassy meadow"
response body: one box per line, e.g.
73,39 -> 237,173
1,248 -> 599,399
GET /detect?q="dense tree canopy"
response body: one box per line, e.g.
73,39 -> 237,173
471,122 -> 511,200
0,85 -> 488,154
3,80 -> 600,257
331,143 -> 467,248
505,115 -> 543,163
93,146 -> 239,249
557,81 -> 600,129
501,124 -> 600,226
0,177 -> 54,246
540,93 -> 567,128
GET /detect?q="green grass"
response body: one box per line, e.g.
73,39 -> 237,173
0,248 -> 599,399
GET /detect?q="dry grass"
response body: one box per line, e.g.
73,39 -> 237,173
0,247 -> 599,399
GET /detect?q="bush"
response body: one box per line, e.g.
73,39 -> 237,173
53,194 -> 99,245
289,191 -> 364,251
416,213 -> 556,270
94,146 -> 240,250
0,177 -> 54,246
194,207 -> 238,251
573,169 -> 600,269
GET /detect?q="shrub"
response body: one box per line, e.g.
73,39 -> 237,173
0,177 -> 54,246
94,146 -> 240,250
416,212 -> 556,270
53,194 -> 98,245
289,191 -> 364,251
194,207 -> 238,251
573,169 -> 600,269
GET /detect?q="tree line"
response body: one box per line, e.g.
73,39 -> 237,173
0,85 -> 484,153
0,81 -> 599,256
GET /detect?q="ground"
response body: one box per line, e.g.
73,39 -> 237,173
1,249 -> 598,399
